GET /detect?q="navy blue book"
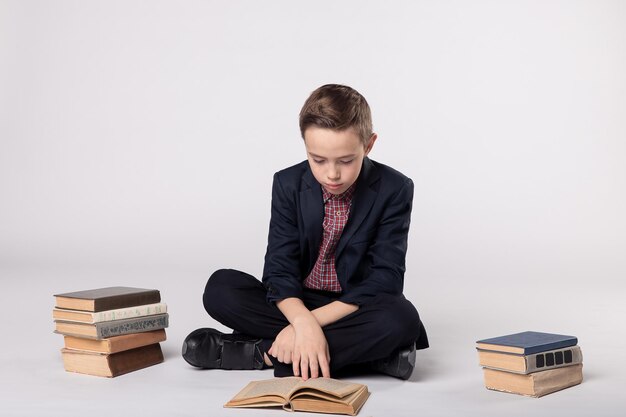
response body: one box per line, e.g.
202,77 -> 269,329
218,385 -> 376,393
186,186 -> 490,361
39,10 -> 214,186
476,331 -> 578,355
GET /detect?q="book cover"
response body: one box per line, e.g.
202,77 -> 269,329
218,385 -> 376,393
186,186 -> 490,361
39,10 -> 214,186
55,313 -> 169,339
54,287 -> 161,312
53,302 -> 167,323
63,329 -> 167,354
478,345 -> 583,374
61,343 -> 164,377
225,377 -> 369,415
476,331 -> 577,355
483,363 -> 583,397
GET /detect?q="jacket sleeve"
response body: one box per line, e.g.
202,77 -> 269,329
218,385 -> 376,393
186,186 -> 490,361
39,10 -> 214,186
262,173 -> 304,303
338,178 -> 413,306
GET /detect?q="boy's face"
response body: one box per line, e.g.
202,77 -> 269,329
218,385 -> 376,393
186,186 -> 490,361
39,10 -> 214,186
304,127 -> 377,195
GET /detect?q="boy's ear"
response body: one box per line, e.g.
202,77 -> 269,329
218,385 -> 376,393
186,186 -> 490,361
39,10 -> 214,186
364,133 -> 378,156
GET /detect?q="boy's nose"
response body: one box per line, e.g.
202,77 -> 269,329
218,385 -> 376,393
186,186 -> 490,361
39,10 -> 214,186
327,166 -> 340,180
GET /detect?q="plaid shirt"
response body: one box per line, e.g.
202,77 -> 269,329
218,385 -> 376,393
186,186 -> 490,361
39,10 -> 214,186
303,182 -> 357,292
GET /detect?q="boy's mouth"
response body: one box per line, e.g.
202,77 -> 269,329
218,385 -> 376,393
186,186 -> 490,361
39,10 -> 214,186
325,183 -> 343,190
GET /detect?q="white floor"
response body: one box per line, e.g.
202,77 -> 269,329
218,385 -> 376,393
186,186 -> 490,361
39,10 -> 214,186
1,266 -> 624,417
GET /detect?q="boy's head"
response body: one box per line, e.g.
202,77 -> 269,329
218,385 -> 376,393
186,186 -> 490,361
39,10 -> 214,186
299,84 -> 373,145
299,84 -> 377,195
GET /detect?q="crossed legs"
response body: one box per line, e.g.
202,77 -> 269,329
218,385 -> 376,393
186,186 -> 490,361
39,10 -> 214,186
202,269 -> 427,376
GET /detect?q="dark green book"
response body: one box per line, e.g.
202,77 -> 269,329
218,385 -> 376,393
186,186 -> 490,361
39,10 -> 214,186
476,331 -> 577,355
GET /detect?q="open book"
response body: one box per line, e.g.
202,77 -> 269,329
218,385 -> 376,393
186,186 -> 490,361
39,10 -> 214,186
224,377 -> 369,415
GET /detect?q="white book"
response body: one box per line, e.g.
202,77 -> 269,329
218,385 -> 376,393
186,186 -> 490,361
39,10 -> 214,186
53,302 -> 167,324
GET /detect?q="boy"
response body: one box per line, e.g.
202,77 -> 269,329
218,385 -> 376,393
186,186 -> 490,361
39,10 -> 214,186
183,84 -> 428,380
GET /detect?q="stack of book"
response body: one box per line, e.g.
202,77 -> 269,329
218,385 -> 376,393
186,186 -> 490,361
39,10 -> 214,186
53,286 -> 169,377
476,331 -> 583,397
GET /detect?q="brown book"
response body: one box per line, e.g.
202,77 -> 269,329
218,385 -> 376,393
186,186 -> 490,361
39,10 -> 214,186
224,377 -> 369,415
61,343 -> 164,377
54,287 -> 161,312
63,329 -> 167,354
483,364 -> 583,397
55,313 -> 169,339
478,345 -> 583,374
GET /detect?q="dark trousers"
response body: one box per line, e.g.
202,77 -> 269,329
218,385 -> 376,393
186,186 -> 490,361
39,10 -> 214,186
203,269 -> 428,377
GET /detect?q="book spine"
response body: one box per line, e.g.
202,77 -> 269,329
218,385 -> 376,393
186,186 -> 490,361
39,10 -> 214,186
91,303 -> 168,323
94,291 -> 161,311
483,364 -> 583,397
95,314 -> 169,339
525,346 -> 582,373
107,343 -> 164,377
532,363 -> 583,397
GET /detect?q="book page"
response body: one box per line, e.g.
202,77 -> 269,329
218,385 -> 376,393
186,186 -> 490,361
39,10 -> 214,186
292,385 -> 366,403
231,377 -> 302,401
297,378 -> 363,398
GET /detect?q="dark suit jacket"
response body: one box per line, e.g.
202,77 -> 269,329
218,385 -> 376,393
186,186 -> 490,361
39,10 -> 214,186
262,157 -> 414,306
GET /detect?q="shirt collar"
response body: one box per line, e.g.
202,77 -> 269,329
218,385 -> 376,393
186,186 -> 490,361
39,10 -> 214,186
322,181 -> 357,203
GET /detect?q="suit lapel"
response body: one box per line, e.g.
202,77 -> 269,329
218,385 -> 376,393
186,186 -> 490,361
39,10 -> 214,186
335,158 -> 379,259
301,165 -> 324,259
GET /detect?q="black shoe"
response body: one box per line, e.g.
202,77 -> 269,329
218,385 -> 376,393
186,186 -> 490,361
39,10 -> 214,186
370,343 -> 416,380
182,328 -> 265,370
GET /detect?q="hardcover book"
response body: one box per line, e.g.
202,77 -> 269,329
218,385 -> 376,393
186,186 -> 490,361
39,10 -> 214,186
53,302 -> 167,323
55,313 -> 169,339
478,345 -> 583,374
61,343 -> 164,377
483,364 -> 583,397
225,377 -> 369,415
476,331 -> 577,355
63,329 -> 167,354
54,287 -> 161,312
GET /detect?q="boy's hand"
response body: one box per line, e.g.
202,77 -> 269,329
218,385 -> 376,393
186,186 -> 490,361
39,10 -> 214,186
291,315 -> 330,380
268,324 -> 296,364
275,297 -> 332,379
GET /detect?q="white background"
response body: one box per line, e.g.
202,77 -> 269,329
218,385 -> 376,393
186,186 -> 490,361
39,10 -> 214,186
1,1 -> 625,416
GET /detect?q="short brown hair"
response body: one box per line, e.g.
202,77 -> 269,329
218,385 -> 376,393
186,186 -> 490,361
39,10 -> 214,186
299,84 -> 373,145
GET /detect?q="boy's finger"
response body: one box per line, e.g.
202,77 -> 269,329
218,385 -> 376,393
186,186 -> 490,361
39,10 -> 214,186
292,353 -> 301,377
301,358 -> 309,380
309,357 -> 319,379
320,356 -> 331,378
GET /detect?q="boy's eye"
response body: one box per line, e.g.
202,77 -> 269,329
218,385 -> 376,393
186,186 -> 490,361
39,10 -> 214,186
311,158 -> 353,165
